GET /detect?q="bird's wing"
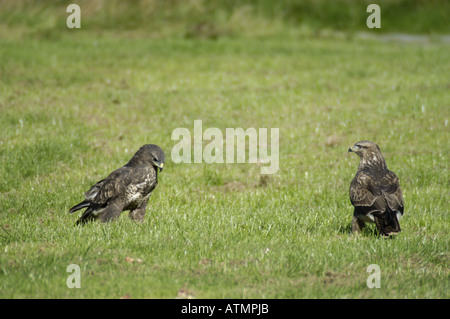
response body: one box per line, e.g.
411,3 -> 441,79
84,178 -> 106,200
380,170 -> 404,212
91,166 -> 156,205
90,166 -> 135,205
350,171 -> 387,213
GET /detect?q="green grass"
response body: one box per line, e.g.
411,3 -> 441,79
1,0 -> 450,39
0,28 -> 449,298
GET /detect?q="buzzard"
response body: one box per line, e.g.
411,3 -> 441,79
348,141 -> 404,236
69,144 -> 165,225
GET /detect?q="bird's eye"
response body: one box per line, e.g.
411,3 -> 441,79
354,145 -> 361,150
153,157 -> 158,162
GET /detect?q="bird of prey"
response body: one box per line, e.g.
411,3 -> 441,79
69,144 -> 165,225
348,141 -> 404,236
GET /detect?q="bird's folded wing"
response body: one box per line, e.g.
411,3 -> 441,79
380,171 -> 404,211
350,172 -> 386,212
90,167 -> 135,205
84,178 -> 106,200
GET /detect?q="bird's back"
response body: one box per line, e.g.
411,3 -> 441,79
89,165 -> 156,206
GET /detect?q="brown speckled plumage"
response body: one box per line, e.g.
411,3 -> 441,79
69,144 -> 165,224
348,141 -> 404,236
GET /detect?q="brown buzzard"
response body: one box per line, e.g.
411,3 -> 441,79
348,141 -> 404,236
69,144 -> 165,225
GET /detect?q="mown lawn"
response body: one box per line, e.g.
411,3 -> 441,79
0,32 -> 448,298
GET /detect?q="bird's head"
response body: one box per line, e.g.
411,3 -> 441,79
348,140 -> 380,158
129,144 -> 166,171
150,146 -> 165,172
348,140 -> 386,169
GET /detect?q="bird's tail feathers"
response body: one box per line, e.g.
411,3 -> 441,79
69,200 -> 91,214
76,207 -> 95,225
374,209 -> 401,236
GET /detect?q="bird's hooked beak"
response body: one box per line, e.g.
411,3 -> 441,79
152,161 -> 164,172
348,144 -> 360,153
348,144 -> 363,157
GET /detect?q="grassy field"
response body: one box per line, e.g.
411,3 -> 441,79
1,4 -> 449,299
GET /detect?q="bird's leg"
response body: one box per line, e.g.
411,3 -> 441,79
129,199 -> 148,223
99,200 -> 124,223
351,215 -> 365,234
